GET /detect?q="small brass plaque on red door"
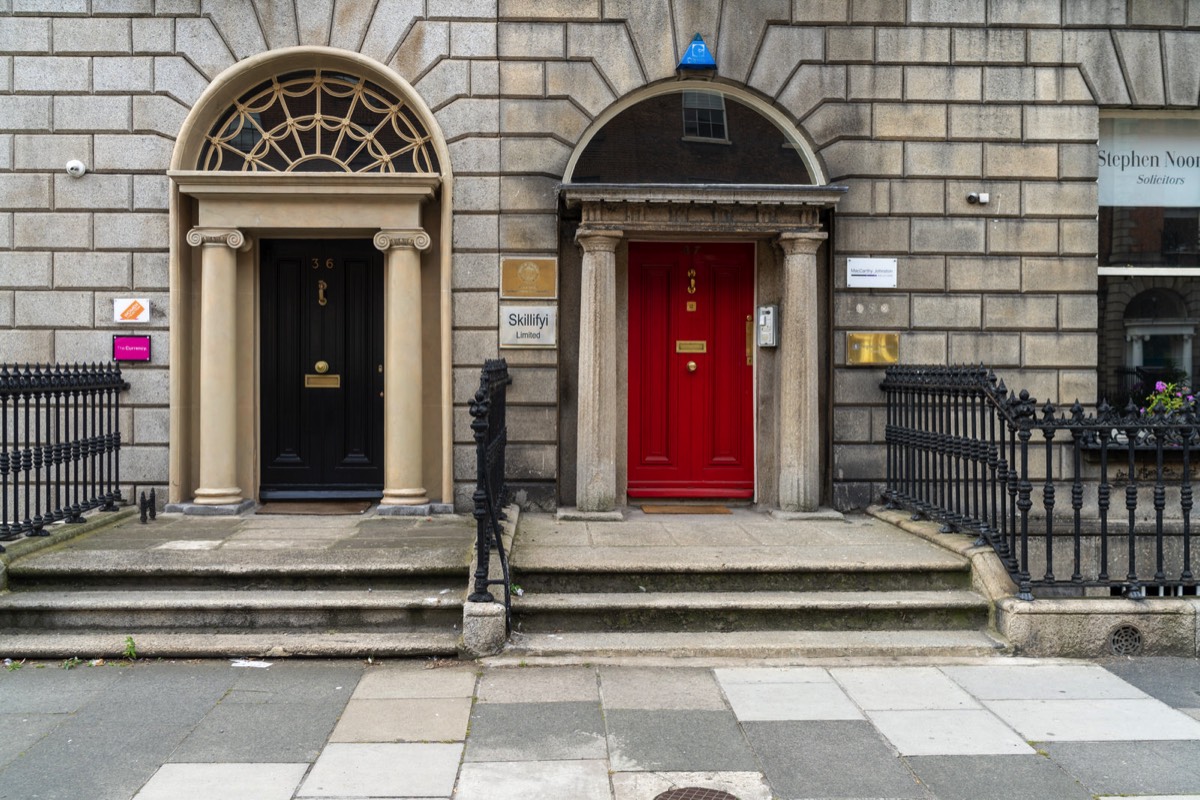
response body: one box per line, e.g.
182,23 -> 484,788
675,340 -> 707,353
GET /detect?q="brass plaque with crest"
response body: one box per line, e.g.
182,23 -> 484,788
500,257 -> 558,299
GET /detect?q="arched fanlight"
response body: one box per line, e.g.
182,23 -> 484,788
198,69 -> 439,174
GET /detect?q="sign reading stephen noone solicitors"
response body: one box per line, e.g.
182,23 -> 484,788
499,305 -> 557,348
1099,117 -> 1200,207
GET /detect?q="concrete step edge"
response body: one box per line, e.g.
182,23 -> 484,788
0,630 -> 462,659
503,629 -> 1007,659
0,589 -> 465,611
513,589 -> 989,611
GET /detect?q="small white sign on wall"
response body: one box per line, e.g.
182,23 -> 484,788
846,258 -> 898,289
499,305 -> 557,348
113,298 -> 151,323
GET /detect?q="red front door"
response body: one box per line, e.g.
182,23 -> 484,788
628,242 -> 755,497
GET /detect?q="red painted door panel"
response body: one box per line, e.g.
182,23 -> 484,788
628,242 -> 755,497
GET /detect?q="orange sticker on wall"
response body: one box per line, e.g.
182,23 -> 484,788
113,298 -> 150,323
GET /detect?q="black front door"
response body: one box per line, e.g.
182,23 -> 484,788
260,239 -> 385,498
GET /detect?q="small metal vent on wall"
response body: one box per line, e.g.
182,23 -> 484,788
1109,623 -> 1145,656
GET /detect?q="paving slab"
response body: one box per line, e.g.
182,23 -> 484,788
723,679 -> 864,721
1100,657 -> 1200,709
298,742 -> 462,797
464,701 -> 606,762
907,754 -> 1093,800
476,666 -> 599,703
0,712 -> 67,769
831,666 -> 981,710
867,708 -> 1034,755
605,709 -> 758,772
984,697 -> 1200,741
221,661 -> 362,704
714,666 -> 832,684
352,666 -> 477,699
454,759 -> 610,800
610,771 -> 773,800
170,701 -> 345,762
0,663 -> 237,800
133,762 -> 308,800
1042,740 -> 1200,796
743,719 -> 925,799
0,663 -> 123,713
330,697 -> 472,742
942,663 -> 1149,700
599,667 -> 726,709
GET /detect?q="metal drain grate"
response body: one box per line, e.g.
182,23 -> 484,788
654,790 -> 740,800
1109,623 -> 1144,656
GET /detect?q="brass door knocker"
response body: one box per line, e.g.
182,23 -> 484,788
317,279 -> 328,307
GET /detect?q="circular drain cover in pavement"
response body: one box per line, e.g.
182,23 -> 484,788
654,790 -> 739,800
1109,623 -> 1144,656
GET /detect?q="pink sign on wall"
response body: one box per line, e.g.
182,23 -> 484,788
112,335 -> 151,362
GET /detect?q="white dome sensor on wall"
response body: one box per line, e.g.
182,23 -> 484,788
65,160 -> 87,178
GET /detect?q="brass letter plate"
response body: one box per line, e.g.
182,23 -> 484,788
846,333 -> 899,366
305,374 -> 342,388
675,340 -> 707,353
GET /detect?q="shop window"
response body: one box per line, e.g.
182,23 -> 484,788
1098,116 -> 1200,404
682,91 -> 728,142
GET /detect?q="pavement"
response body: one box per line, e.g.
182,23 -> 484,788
2,655 -> 1200,799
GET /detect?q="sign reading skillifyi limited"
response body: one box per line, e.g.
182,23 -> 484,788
1099,117 -> 1200,207
499,305 -> 557,348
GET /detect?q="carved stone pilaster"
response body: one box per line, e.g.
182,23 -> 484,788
377,227 -> 430,506
575,228 -> 623,511
777,230 -> 828,512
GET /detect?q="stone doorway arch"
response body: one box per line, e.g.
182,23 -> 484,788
557,82 -> 843,513
166,47 -> 453,512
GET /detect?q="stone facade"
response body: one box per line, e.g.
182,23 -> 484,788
1,0 -> 1196,511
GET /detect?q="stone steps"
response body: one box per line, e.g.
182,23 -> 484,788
0,588 -> 463,632
0,630 -> 460,659
512,589 -> 989,633
502,629 -> 1007,659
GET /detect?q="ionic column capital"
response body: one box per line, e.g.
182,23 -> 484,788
777,230 -> 827,256
374,228 -> 431,252
186,227 -> 251,252
575,229 -> 623,253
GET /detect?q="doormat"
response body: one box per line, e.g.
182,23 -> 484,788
257,500 -> 372,515
641,505 -> 732,515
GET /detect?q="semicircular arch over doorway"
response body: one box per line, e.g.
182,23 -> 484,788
557,81 -> 844,514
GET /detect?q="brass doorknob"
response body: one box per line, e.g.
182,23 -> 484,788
687,360 -> 697,372
314,360 -> 329,374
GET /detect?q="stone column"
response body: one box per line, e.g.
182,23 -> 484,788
186,227 -> 250,506
778,231 -> 828,512
374,229 -> 431,506
575,230 -> 622,511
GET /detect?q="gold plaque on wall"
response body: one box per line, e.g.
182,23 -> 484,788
847,333 -> 899,366
500,257 -> 558,299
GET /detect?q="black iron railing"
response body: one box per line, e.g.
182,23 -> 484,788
882,365 -> 1197,600
1,363 -> 128,550
468,359 -> 513,628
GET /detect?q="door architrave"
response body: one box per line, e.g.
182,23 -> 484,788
563,184 -> 843,511
165,47 -> 454,508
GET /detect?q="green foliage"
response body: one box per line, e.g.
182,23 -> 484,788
123,636 -> 138,661
61,657 -> 82,670
1143,380 -> 1194,415
3,658 -> 23,672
